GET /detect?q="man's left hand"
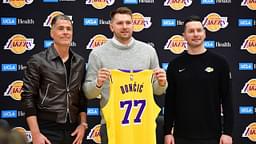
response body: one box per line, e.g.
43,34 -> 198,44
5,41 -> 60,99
154,68 -> 167,87
219,134 -> 232,144
71,124 -> 87,144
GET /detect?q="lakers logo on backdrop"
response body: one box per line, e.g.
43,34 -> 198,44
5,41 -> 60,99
86,34 -> 108,49
4,34 -> 35,54
132,13 -> 152,32
12,127 -> 32,143
241,35 -> 256,54
4,80 -> 23,101
85,0 -> 115,9
164,35 -> 187,54
164,0 -> 192,10
242,122 -> 256,142
87,124 -> 101,143
202,13 -> 228,32
43,11 -> 67,27
3,0 -> 33,8
241,79 -> 256,98
241,0 -> 256,10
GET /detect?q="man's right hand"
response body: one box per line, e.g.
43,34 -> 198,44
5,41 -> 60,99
164,134 -> 175,144
96,68 -> 110,88
32,132 -> 51,144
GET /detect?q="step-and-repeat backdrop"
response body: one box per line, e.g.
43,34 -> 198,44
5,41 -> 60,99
0,0 -> 255,143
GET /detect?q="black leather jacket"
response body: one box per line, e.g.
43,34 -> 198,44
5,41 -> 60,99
21,46 -> 86,123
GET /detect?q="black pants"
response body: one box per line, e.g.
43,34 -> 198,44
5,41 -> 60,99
175,137 -> 218,144
100,124 -> 108,144
39,120 -> 77,144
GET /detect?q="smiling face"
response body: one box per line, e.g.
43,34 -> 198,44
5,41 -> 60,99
50,19 -> 73,47
183,21 -> 206,49
110,13 -> 133,44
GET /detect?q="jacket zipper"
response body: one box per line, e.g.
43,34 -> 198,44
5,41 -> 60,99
41,84 -> 50,105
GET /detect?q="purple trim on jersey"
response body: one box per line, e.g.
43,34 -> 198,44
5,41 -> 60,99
119,69 -> 143,73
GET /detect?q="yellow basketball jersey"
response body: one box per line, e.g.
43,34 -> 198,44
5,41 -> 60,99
102,69 -> 160,144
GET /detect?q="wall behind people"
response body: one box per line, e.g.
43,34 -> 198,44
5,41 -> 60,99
0,1 -> 255,144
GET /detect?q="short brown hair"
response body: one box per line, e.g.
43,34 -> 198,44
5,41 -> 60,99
110,7 -> 132,20
183,15 -> 202,32
51,14 -> 72,28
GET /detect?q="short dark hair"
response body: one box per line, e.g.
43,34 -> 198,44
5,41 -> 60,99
183,15 -> 202,31
110,7 -> 132,20
51,14 -> 72,28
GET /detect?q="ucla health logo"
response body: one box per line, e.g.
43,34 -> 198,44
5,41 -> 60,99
1,110 -> 17,118
132,13 -> 152,32
201,0 -> 231,4
124,0 -> 138,4
86,34 -> 108,49
164,0 -> 192,10
2,64 -> 26,71
161,19 -> 176,27
241,0 -> 256,10
1,17 -> 34,25
87,108 -> 100,116
241,79 -> 256,98
87,124 -> 101,143
44,11 -> 73,28
201,0 -> 215,4
164,35 -> 187,54
204,40 -> 215,48
1,64 -> 17,71
84,18 -> 99,26
239,106 -> 254,114
242,122 -> 256,142
202,13 -> 228,32
2,0 -> 33,8
85,0 -> 114,9
241,35 -> 256,54
4,80 -> 23,101
4,34 -> 35,54
239,63 -> 254,71
1,17 -> 16,25
204,40 -> 231,48
238,19 -> 253,27
123,0 -> 154,4
43,0 -> 58,2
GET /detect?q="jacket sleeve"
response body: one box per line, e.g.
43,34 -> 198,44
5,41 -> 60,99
21,56 -> 41,118
164,61 -> 176,135
219,59 -> 233,136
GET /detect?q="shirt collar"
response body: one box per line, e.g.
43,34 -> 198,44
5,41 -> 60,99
112,36 -> 134,47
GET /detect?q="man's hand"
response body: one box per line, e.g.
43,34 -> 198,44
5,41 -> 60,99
96,68 -> 110,88
219,134 -> 232,144
154,68 -> 167,87
71,123 -> 87,144
164,134 -> 175,144
32,132 -> 51,144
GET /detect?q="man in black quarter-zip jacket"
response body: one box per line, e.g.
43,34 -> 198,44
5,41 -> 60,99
21,15 -> 87,144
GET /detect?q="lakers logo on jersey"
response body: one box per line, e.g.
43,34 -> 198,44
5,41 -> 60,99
102,69 -> 160,144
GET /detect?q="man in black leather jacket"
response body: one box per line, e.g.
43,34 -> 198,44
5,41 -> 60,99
21,15 -> 87,144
